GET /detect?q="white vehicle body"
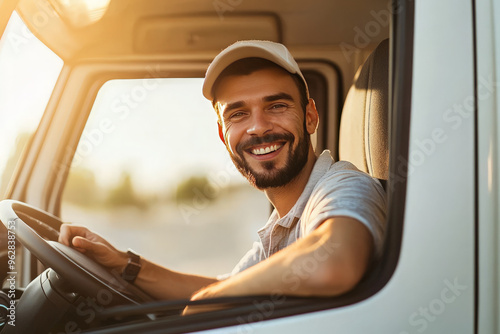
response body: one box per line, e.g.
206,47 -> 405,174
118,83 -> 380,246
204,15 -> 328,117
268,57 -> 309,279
0,0 -> 498,333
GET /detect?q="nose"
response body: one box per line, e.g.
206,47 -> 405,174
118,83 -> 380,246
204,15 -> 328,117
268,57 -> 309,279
246,110 -> 273,136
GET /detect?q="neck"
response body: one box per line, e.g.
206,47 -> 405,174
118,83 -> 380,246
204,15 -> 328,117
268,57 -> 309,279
264,147 -> 317,218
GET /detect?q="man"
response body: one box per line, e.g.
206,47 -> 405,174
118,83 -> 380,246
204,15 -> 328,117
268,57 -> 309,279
59,40 -> 386,306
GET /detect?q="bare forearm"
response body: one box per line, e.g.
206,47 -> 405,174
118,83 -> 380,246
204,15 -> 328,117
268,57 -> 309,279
191,217 -> 373,300
58,225 -> 218,300
135,259 -> 218,300
193,232 -> 340,299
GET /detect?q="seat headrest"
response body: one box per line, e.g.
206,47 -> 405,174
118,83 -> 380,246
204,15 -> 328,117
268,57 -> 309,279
339,39 -> 389,180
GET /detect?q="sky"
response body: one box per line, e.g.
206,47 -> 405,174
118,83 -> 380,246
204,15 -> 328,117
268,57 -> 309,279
79,77 -> 244,193
0,12 -> 63,177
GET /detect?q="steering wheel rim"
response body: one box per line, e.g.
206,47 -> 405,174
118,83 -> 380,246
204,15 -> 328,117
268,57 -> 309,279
15,204 -> 60,241
0,199 -> 153,305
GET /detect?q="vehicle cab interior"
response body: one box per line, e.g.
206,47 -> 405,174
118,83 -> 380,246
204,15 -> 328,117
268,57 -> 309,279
0,0 -> 416,333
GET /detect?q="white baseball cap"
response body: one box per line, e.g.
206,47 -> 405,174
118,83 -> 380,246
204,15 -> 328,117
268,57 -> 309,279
202,40 -> 308,101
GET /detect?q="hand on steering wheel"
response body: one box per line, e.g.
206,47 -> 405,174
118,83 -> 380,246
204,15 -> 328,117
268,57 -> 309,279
58,224 -> 129,272
0,199 -> 153,305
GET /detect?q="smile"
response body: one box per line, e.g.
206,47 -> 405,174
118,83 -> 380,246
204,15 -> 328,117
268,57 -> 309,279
251,143 -> 283,156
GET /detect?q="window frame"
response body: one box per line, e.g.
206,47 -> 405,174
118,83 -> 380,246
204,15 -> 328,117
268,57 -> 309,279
48,1 -> 414,331
0,1 -> 413,329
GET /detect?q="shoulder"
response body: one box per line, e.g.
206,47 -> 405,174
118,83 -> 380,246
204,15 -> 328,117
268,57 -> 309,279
301,159 -> 387,255
329,160 -> 360,172
317,160 -> 384,195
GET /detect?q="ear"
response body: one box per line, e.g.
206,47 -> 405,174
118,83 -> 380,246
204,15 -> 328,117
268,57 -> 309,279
218,122 -> 226,144
305,98 -> 319,134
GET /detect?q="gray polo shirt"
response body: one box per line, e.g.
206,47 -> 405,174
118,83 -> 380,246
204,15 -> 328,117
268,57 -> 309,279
224,150 -> 387,278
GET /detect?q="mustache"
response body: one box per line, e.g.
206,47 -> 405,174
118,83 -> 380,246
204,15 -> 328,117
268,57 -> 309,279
236,133 -> 295,153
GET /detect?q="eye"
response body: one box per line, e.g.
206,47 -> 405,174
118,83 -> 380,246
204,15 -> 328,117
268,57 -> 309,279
228,111 -> 247,120
269,103 -> 288,112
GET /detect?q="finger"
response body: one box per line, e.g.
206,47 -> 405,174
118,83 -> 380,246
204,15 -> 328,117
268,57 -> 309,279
59,224 -> 89,244
71,236 -> 102,254
58,224 -> 74,246
182,304 -> 223,315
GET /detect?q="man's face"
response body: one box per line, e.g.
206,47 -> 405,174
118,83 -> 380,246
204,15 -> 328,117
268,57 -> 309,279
214,67 -> 315,189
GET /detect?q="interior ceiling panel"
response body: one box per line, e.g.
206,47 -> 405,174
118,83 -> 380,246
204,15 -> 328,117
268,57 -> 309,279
17,0 -> 390,60
107,0 -> 391,45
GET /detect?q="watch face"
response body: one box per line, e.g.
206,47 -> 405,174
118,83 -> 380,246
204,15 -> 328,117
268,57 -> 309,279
123,252 -> 142,282
127,249 -> 141,261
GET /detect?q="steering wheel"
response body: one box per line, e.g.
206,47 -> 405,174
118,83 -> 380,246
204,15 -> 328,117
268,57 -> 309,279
0,199 -> 153,305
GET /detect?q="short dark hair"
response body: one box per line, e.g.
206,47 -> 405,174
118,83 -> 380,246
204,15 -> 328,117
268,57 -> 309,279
212,57 -> 309,121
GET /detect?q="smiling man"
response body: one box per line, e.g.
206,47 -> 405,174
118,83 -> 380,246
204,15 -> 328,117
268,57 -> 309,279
59,41 -> 386,307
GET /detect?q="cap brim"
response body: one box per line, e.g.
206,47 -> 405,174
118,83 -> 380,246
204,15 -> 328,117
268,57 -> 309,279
202,42 -> 304,101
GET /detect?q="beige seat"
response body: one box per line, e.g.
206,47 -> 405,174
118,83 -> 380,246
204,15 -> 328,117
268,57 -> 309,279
339,39 -> 389,183
336,40 -> 391,299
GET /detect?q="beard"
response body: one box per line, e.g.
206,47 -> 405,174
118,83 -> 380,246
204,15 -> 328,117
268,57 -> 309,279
228,127 -> 310,189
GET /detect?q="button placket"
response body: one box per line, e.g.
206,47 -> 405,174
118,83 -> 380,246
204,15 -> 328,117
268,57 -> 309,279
268,225 -> 281,256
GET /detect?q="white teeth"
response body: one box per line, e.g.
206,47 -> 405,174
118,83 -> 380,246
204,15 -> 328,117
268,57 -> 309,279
252,144 -> 282,155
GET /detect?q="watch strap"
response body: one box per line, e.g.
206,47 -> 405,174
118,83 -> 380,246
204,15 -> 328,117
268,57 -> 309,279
121,249 -> 142,283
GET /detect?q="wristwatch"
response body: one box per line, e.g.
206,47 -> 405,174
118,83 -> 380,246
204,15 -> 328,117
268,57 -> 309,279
121,249 -> 142,283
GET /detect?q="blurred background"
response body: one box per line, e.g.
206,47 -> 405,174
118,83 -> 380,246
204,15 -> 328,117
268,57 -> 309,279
0,13 -> 270,277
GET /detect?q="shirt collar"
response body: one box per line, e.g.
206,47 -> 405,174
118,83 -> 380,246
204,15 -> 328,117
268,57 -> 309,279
268,150 -> 334,229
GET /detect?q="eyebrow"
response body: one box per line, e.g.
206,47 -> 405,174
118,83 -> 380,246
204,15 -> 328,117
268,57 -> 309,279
222,101 -> 245,117
263,93 -> 295,103
222,92 -> 295,117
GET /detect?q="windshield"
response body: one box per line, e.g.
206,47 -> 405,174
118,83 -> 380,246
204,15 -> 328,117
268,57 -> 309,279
61,78 -> 270,277
0,11 -> 63,197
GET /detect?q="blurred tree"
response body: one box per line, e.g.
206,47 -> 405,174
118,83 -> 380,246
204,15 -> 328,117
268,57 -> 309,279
63,167 -> 100,206
105,171 -> 147,209
176,175 -> 218,203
